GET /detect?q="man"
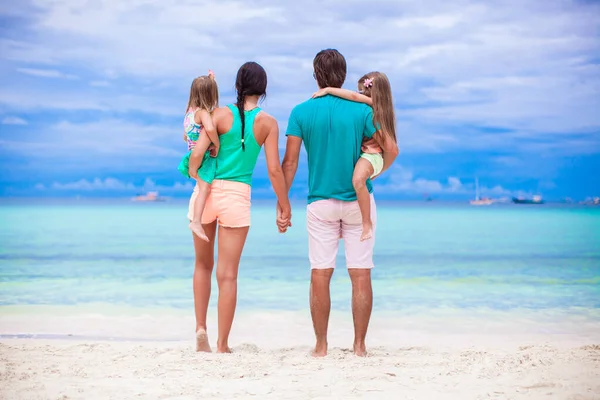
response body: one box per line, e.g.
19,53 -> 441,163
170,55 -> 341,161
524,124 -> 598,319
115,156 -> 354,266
278,49 -> 396,357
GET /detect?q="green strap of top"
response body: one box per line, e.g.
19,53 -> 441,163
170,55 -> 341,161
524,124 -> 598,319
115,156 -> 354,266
214,104 -> 263,185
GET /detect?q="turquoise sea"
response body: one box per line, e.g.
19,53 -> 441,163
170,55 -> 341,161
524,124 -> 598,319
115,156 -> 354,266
0,199 -> 599,317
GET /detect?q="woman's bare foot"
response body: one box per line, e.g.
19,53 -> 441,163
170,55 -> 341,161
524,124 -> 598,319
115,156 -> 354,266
311,342 -> 327,357
353,343 -> 367,357
195,329 -> 211,352
189,222 -> 209,242
360,221 -> 373,241
216,346 -> 232,353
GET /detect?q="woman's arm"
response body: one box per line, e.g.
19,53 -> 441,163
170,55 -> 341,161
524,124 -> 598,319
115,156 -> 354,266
313,87 -> 373,105
261,115 -> 292,228
187,133 -> 212,180
196,109 -> 220,153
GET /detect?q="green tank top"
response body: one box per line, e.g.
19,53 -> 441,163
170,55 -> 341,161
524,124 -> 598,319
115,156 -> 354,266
214,104 -> 263,185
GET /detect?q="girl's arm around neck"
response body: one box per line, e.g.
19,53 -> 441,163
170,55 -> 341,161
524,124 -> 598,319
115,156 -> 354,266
313,87 -> 373,105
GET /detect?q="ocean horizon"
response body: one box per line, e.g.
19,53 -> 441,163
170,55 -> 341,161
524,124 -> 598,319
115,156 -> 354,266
1,199 -> 598,317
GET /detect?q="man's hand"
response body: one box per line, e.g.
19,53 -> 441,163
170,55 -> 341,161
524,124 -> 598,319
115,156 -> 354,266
276,202 -> 292,233
312,88 -> 330,98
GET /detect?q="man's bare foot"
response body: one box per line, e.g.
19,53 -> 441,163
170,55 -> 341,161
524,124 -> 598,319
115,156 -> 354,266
360,221 -> 373,242
189,222 -> 209,242
353,343 -> 367,357
195,329 -> 211,352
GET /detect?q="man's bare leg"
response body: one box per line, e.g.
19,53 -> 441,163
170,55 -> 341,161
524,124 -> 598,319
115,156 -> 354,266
310,268 -> 334,357
348,268 -> 372,357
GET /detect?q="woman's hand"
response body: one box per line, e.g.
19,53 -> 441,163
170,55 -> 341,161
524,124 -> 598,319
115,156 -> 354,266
312,88 -> 330,98
276,202 -> 292,233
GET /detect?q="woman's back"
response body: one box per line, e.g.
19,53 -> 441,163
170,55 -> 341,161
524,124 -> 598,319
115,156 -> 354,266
213,104 -> 269,186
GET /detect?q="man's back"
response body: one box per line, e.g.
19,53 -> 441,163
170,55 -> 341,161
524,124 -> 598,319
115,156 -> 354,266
286,95 -> 376,203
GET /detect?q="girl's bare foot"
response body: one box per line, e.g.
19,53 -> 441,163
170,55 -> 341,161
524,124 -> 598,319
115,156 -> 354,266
189,222 -> 209,242
195,329 -> 211,352
216,346 -> 232,353
360,221 -> 373,241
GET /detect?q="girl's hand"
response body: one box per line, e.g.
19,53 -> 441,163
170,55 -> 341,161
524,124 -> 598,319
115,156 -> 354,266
312,88 -> 330,98
208,143 -> 219,157
183,133 -> 188,142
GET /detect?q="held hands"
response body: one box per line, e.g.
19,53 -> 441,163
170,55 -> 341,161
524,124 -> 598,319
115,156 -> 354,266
276,202 -> 292,233
312,88 -> 331,99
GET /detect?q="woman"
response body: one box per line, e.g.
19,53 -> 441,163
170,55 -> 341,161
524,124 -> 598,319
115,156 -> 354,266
187,62 -> 291,353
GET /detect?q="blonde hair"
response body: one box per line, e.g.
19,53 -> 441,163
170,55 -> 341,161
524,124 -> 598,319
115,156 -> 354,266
357,71 -> 396,144
186,75 -> 219,114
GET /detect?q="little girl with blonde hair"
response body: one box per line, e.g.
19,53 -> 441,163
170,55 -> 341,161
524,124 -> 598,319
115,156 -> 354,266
314,71 -> 398,241
177,70 -> 220,242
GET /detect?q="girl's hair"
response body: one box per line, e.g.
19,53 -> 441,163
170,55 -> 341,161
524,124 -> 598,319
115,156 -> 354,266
235,62 -> 267,151
357,71 -> 397,144
186,74 -> 219,114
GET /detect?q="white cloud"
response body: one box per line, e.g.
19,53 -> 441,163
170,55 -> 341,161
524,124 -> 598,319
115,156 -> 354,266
1,116 -> 27,125
90,80 -> 110,87
52,178 -> 135,191
0,0 -> 597,160
48,177 -> 193,192
377,165 -> 513,196
16,67 -> 78,79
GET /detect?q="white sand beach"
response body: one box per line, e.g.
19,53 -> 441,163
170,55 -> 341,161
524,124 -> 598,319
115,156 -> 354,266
1,307 -> 600,399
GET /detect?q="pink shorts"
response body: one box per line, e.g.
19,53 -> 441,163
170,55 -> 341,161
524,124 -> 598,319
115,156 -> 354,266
306,195 -> 376,269
187,179 -> 251,228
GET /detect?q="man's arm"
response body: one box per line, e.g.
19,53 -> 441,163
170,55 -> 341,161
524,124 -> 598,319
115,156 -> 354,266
282,136 -> 302,192
375,132 -> 399,176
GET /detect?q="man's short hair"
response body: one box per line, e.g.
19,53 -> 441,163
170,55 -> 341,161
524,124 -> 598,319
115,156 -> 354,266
313,49 -> 347,89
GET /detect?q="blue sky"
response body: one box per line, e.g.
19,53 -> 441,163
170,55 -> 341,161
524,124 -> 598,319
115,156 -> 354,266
0,0 -> 599,200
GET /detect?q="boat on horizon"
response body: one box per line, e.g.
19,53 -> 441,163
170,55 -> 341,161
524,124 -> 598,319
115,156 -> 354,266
470,178 -> 494,206
512,195 -> 544,204
131,191 -> 166,202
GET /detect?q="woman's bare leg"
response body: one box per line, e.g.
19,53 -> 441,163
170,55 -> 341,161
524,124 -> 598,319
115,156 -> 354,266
352,158 -> 375,241
215,225 -> 249,353
189,180 -> 211,242
192,220 -> 217,352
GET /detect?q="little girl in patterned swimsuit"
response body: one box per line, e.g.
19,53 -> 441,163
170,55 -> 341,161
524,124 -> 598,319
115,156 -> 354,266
177,71 -> 220,242
313,71 -> 398,241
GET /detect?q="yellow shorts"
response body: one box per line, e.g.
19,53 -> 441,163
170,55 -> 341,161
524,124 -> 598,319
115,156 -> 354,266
360,153 -> 384,178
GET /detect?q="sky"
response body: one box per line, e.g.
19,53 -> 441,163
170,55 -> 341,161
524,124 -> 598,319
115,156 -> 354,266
0,0 -> 599,201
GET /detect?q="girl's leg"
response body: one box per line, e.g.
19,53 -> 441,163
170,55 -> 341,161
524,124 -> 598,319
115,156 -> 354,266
352,158 -> 375,241
189,180 -> 211,242
188,132 -> 213,242
215,225 -> 250,353
192,220 -> 217,352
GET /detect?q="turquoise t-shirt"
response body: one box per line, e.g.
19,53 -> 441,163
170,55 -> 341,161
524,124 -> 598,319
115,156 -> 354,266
286,95 -> 377,204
